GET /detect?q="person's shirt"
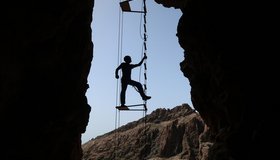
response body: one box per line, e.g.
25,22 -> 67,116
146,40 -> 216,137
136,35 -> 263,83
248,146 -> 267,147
121,62 -> 137,81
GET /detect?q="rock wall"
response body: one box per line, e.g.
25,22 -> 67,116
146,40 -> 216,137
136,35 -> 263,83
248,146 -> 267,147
82,104 -> 212,160
1,0 -> 94,159
156,0 -> 279,159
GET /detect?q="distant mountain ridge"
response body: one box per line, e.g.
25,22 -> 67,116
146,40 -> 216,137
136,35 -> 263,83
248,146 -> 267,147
82,104 -> 212,160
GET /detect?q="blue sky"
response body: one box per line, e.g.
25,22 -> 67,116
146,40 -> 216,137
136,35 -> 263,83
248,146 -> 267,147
82,0 -> 192,144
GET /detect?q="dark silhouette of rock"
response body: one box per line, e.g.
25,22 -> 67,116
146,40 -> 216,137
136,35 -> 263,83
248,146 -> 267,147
1,1 -> 93,159
155,0 -> 279,159
82,104 -> 212,160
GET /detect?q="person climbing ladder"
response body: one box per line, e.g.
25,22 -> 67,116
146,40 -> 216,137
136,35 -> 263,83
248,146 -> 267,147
115,55 -> 151,107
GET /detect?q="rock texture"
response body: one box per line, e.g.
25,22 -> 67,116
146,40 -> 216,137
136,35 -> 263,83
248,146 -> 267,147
82,104 -> 212,160
1,0 -> 93,159
156,0 -> 279,160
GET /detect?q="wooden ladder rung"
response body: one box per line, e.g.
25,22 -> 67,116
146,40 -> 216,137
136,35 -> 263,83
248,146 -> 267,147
116,103 -> 147,111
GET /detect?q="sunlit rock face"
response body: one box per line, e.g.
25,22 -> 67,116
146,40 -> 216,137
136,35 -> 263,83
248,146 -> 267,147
82,104 -> 212,160
1,0 -> 93,159
155,0 -> 278,159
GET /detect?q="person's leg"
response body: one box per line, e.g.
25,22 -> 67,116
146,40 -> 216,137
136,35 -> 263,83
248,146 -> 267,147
120,82 -> 128,105
129,80 -> 151,100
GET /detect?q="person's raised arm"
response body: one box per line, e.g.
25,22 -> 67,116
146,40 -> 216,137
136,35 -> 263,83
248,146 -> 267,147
135,55 -> 147,67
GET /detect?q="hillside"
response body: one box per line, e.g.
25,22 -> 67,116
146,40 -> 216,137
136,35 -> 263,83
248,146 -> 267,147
82,104 -> 212,160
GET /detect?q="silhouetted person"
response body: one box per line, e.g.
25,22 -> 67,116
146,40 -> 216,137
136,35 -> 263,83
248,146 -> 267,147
115,55 -> 151,107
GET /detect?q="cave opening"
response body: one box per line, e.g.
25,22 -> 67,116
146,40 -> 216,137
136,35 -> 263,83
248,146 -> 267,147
82,0 -> 193,144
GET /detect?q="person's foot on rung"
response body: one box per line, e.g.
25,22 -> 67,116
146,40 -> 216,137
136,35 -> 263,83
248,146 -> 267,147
142,96 -> 151,101
116,104 -> 129,110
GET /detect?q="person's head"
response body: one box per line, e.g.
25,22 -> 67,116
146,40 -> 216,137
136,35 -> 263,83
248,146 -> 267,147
124,55 -> 131,63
